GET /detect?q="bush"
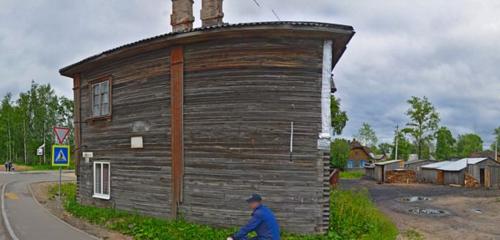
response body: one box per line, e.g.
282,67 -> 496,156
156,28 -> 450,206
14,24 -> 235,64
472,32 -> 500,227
331,139 -> 350,169
52,184 -> 397,240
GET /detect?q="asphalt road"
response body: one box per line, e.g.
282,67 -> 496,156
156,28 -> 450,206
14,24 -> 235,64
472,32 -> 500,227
0,171 -> 97,240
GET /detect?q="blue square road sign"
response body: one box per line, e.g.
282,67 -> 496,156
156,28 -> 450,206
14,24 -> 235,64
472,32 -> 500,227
52,145 -> 70,166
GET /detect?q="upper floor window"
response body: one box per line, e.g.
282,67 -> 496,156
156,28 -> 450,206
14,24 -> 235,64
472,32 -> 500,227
91,77 -> 111,118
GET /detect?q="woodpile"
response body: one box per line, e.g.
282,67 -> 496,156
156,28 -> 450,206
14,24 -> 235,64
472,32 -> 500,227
385,170 -> 416,184
464,173 -> 480,188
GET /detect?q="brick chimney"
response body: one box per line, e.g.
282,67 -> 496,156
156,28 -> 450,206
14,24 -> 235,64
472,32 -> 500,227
171,0 -> 195,32
201,0 -> 224,27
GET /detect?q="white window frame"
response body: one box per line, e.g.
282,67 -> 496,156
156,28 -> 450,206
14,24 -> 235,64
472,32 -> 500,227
93,161 -> 111,200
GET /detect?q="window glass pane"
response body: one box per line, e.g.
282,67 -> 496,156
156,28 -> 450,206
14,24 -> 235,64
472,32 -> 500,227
93,84 -> 100,95
102,92 -> 109,104
101,81 -> 109,94
93,104 -> 100,117
95,164 -> 102,194
101,103 -> 109,115
103,164 -> 109,195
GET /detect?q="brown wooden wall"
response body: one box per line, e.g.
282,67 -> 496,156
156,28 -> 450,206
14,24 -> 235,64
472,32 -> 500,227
78,47 -> 172,218
76,36 -> 329,233
181,37 -> 327,233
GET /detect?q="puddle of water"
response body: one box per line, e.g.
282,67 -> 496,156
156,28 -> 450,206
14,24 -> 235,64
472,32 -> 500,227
471,209 -> 482,214
407,207 -> 449,217
400,196 -> 431,202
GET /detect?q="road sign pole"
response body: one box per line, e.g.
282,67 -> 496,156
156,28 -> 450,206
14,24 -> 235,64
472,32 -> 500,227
59,166 -> 62,204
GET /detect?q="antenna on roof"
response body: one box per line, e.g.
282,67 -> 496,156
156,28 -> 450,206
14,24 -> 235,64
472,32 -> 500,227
251,0 -> 281,21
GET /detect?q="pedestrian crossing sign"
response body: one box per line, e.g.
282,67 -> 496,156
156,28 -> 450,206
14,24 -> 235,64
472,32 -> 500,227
52,145 -> 70,166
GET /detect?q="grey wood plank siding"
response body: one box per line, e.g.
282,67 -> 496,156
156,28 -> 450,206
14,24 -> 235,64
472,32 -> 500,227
78,48 -> 172,218
181,37 -> 327,233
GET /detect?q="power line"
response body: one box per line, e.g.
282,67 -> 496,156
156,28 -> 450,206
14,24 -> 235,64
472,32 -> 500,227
250,0 -> 281,21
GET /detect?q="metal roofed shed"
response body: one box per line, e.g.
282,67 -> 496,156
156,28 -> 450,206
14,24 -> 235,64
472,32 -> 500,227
367,160 -> 404,183
420,158 -> 500,186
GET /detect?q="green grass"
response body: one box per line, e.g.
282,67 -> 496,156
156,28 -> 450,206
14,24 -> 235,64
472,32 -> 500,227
51,184 -> 397,240
339,171 -> 365,179
329,189 -> 398,240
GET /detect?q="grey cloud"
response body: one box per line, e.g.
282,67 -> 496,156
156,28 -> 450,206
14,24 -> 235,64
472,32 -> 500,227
0,0 -> 499,147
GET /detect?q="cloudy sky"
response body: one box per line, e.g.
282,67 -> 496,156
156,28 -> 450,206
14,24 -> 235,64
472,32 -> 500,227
0,0 -> 499,147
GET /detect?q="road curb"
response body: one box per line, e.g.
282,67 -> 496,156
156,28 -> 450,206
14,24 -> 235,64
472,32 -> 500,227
27,181 -> 101,240
2,181 -> 20,240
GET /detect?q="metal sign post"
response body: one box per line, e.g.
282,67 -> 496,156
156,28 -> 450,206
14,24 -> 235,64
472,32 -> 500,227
52,126 -> 71,204
52,144 -> 70,205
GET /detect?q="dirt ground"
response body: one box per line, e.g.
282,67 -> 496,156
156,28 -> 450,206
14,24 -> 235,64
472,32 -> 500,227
30,181 -> 132,240
341,179 -> 500,240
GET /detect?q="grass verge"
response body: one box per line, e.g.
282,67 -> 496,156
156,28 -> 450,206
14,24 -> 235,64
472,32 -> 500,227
51,184 -> 397,240
339,171 -> 364,179
9,163 -> 74,172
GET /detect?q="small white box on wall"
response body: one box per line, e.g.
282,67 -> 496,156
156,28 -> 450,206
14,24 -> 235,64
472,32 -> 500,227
131,136 -> 144,149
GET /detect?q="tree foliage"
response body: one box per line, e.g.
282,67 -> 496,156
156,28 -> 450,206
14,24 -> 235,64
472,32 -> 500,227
435,127 -> 456,160
354,122 -> 378,147
0,81 -> 73,164
403,96 -> 440,159
391,127 -> 415,160
492,126 -> 500,151
456,134 -> 483,158
377,143 -> 393,155
330,138 -> 350,169
330,96 -> 348,136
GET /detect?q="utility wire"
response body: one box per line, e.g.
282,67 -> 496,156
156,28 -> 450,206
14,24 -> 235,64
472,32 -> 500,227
251,0 -> 281,21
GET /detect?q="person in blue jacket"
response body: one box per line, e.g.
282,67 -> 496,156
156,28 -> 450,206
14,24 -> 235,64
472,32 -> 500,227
231,194 -> 281,240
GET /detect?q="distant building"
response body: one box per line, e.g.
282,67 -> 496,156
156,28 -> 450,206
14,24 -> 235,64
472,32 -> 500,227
420,158 -> 500,186
405,159 -> 436,181
470,151 -> 499,161
347,139 -> 387,169
365,160 -> 404,183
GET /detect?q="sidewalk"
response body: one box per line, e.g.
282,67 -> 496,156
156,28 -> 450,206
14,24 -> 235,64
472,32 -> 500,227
3,180 -> 97,240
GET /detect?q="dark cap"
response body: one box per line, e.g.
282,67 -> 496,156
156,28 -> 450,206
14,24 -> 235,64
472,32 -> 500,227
246,194 -> 262,203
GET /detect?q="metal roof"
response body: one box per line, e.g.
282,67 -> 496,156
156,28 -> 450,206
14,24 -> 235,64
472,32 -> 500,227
421,158 -> 488,171
59,21 -> 354,75
421,161 -> 453,169
374,160 -> 402,166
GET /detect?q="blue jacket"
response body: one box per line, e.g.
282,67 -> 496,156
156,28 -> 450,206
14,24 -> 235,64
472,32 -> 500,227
234,205 -> 280,240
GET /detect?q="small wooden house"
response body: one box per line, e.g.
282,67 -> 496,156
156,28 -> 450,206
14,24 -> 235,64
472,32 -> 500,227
59,0 -> 354,234
347,139 -> 386,169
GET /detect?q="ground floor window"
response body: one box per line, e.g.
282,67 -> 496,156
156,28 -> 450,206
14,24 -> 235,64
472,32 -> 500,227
360,160 -> 366,167
347,160 -> 354,169
93,161 -> 110,200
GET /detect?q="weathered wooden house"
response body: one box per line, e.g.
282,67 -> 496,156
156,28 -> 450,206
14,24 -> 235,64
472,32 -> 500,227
59,0 -> 354,234
347,139 -> 386,169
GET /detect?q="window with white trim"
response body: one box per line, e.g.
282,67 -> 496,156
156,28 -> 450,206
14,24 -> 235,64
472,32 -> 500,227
93,161 -> 110,200
91,80 -> 110,118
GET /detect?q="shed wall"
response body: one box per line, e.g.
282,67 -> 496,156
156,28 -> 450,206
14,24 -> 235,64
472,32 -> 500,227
443,170 -> 464,185
420,169 -> 438,183
489,166 -> 500,188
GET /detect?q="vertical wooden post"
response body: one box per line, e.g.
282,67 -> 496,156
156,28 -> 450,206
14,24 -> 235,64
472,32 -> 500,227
170,46 -> 184,218
73,74 -> 81,177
